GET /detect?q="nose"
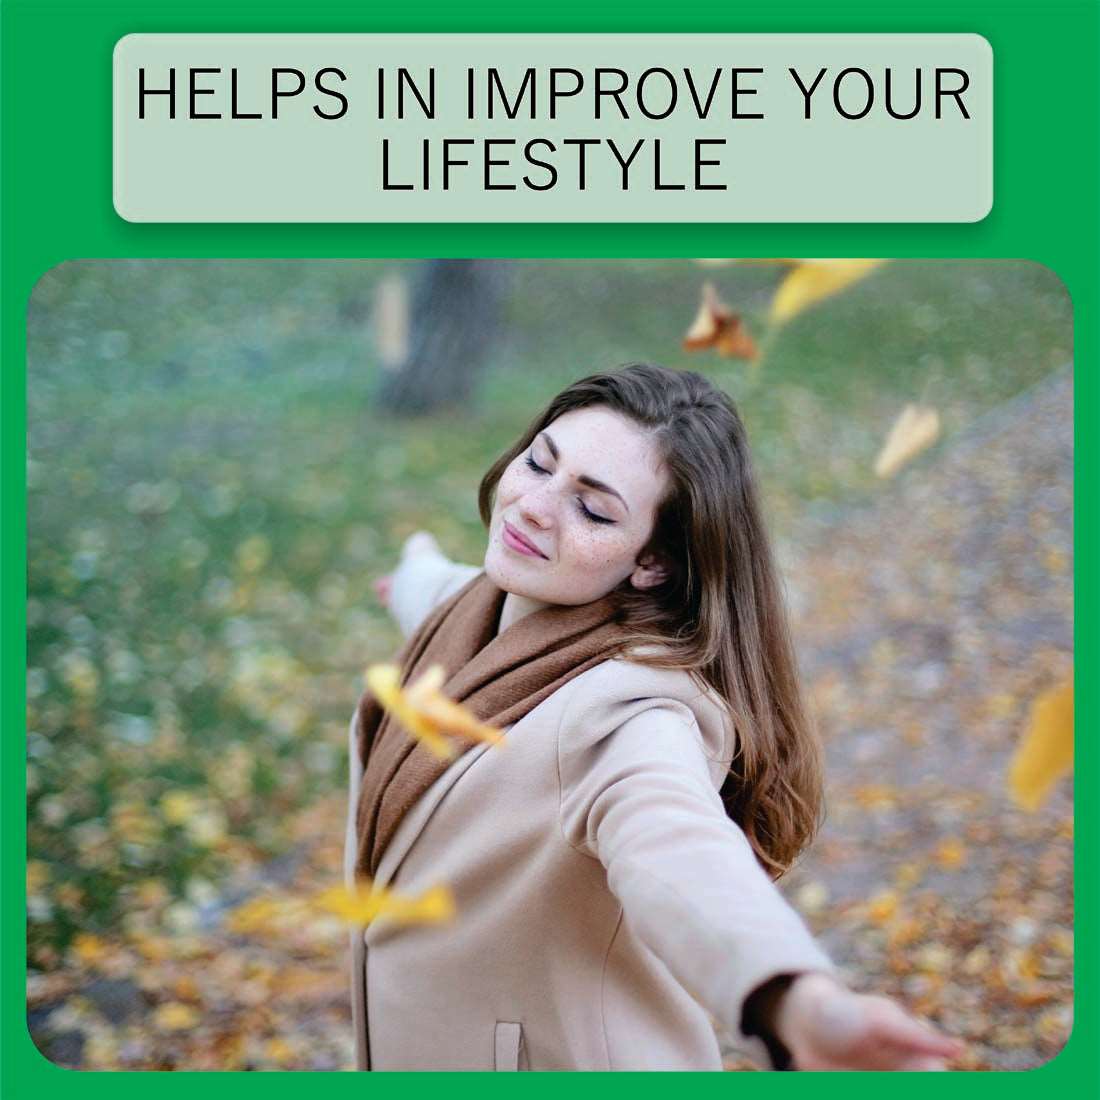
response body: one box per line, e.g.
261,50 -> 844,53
517,480 -> 557,530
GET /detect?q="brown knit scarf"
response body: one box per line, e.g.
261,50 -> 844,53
353,570 -> 633,881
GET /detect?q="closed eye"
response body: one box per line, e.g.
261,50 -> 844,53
524,454 -> 616,525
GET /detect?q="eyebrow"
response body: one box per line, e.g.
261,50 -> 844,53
538,431 -> 631,514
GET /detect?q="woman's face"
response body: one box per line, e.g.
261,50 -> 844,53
484,406 -> 671,606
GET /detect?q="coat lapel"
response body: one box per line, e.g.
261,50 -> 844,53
353,736 -> 498,1068
368,738 -> 496,895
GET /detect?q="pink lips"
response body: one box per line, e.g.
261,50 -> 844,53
502,521 -> 546,559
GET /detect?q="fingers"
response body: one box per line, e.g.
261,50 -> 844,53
868,998 -> 965,1061
790,987 -> 966,1071
903,1056 -> 951,1071
799,1046 -> 958,1072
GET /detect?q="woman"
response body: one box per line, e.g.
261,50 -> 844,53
345,363 -> 964,1071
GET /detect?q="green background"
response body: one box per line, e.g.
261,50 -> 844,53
3,0 -> 1095,1093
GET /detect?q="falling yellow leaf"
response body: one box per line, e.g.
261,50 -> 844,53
1008,675 -> 1074,811
873,403 -> 942,479
366,663 -> 505,760
682,282 -> 758,360
770,259 -> 887,324
365,664 -> 462,759
313,879 -> 455,930
404,665 -> 506,744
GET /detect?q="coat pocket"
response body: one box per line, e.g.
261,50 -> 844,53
493,1021 -> 528,1070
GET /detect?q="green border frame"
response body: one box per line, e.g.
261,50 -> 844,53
3,0 -> 1096,1093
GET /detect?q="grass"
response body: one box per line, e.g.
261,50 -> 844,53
25,258 -> 1071,959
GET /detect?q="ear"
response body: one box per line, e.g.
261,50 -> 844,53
629,553 -> 670,591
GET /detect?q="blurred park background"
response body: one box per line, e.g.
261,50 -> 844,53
26,259 -> 1072,1070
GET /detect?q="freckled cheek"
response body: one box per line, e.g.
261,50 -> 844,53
494,471 -> 522,513
565,529 -> 637,577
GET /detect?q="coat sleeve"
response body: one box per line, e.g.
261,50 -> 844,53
388,546 -> 482,639
557,695 -> 839,1070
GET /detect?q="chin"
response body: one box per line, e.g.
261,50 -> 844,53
483,548 -> 540,598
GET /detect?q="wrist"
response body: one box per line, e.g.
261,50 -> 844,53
771,970 -> 847,1050
741,973 -> 799,1070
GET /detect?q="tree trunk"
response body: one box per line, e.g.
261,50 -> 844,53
376,259 -> 508,415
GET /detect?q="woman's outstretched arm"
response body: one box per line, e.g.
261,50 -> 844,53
558,696 -> 963,1071
374,531 -> 481,639
746,969 -> 964,1070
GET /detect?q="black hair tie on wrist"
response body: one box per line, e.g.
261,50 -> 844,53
741,972 -> 797,1071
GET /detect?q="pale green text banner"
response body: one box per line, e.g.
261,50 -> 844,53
113,34 -> 992,223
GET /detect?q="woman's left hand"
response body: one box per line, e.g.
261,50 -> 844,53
772,971 -> 966,1070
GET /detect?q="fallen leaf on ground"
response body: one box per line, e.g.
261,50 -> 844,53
935,838 -> 968,869
154,1001 -> 201,1031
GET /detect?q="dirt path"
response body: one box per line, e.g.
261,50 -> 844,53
731,366 -> 1073,1070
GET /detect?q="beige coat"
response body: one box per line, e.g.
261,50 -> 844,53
345,547 -> 837,1071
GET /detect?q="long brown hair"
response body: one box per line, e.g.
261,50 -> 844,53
478,363 -> 825,878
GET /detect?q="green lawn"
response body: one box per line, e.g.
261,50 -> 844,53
25,258 -> 1071,959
